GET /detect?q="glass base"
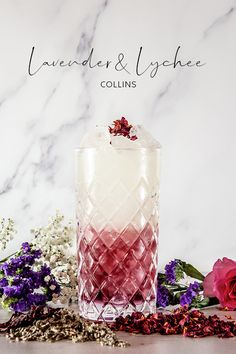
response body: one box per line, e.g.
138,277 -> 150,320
78,299 -> 157,322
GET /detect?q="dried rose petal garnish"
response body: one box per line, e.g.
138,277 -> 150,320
109,117 -> 137,141
110,307 -> 236,338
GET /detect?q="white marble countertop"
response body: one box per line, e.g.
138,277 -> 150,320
0,307 -> 235,354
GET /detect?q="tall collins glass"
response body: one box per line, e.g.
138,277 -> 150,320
75,125 -> 161,321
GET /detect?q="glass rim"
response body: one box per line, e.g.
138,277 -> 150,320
75,145 -> 161,152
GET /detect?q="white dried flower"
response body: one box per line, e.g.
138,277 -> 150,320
50,255 -> 57,264
31,211 -> 78,305
0,218 -> 17,252
50,284 -> 56,291
59,297 -> 68,305
44,275 -> 51,282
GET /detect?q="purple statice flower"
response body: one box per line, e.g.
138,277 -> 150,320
0,278 -> 8,297
21,242 -> 31,253
11,299 -> 29,313
0,278 -> 8,287
180,281 -> 200,306
1,263 -> 16,277
40,265 -> 51,277
0,247 -> 42,278
0,242 -> 60,312
165,259 -> 179,284
157,284 -> 170,308
27,293 -> 47,305
3,285 -> 23,297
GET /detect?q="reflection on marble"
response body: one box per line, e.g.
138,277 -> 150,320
0,0 -> 236,270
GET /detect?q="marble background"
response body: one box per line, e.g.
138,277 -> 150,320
0,0 -> 236,271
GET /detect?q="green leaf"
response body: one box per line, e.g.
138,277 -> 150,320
191,296 -> 209,308
181,261 -> 205,281
190,295 -> 219,309
206,297 -> 219,307
157,272 -> 166,283
1,296 -> 17,309
16,269 -> 23,275
165,284 -> 188,292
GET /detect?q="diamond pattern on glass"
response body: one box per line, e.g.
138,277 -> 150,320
77,178 -> 159,321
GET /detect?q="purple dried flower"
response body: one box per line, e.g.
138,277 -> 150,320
11,299 -> 29,313
40,265 -> 51,277
180,281 -> 200,306
3,285 -> 23,297
0,278 -> 8,287
0,242 -> 60,312
165,259 -> 182,284
27,293 -> 47,305
157,284 -> 170,307
21,242 -> 31,253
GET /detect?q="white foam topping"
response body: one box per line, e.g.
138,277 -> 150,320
79,124 -> 161,149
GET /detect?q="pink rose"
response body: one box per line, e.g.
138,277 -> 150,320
203,257 -> 236,310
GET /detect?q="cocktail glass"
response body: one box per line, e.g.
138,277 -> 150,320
75,127 -> 160,321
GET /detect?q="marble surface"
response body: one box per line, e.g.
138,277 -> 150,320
0,307 -> 236,354
0,0 -> 236,270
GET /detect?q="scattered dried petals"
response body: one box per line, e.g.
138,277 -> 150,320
110,307 -> 236,338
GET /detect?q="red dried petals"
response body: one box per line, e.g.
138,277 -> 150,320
110,307 -> 236,338
109,117 -> 138,141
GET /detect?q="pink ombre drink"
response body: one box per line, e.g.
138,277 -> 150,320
75,123 -> 160,321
